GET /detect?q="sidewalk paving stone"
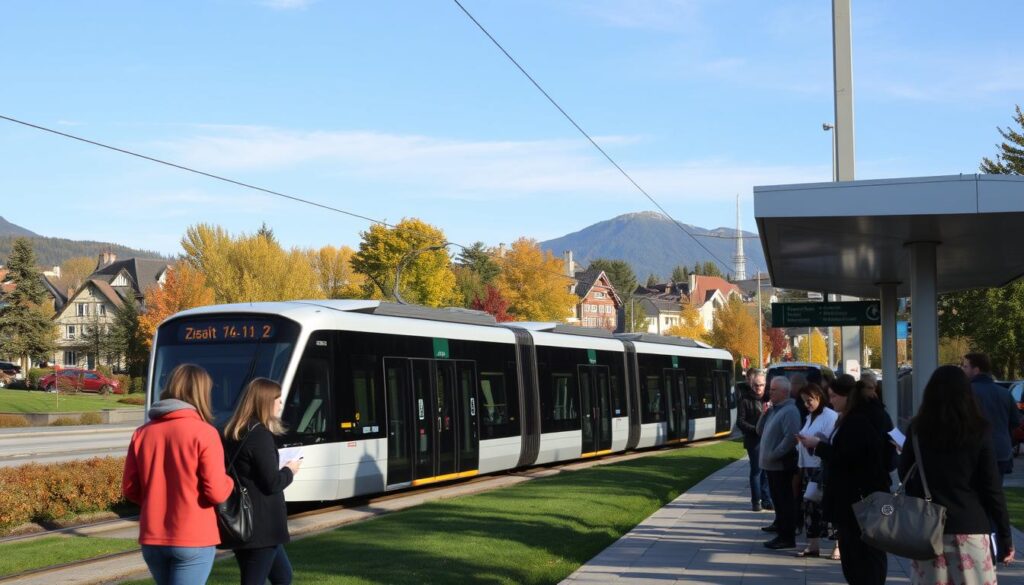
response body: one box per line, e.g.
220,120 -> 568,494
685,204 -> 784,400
562,456 -> 1024,584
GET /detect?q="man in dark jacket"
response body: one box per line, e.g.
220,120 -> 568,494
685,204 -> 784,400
962,352 -> 1020,478
736,368 -> 772,511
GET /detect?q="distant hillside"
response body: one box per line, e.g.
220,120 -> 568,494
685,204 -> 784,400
540,211 -> 766,281
0,216 -> 39,238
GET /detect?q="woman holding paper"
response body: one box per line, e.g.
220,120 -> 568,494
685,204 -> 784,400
222,378 -> 302,585
793,383 -> 837,558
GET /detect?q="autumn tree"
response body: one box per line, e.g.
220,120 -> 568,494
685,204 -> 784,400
664,301 -> 706,342
707,297 -> 766,368
863,325 -> 881,368
766,327 -> 788,362
350,218 -> 459,307
181,224 -> 323,304
455,242 -> 501,306
795,329 -> 828,365
0,238 -> 56,368
57,256 -> 97,293
493,238 -> 577,321
139,262 -> 216,347
470,285 -> 512,322
308,245 -> 365,299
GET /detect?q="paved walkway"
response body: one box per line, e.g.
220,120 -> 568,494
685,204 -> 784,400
561,458 -> 1024,584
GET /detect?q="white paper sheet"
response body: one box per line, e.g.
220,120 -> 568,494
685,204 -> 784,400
888,428 -> 906,449
278,446 -> 305,469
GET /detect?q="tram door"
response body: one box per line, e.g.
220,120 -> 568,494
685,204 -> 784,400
385,358 -> 479,487
664,370 -> 688,440
712,370 -> 731,433
578,365 -> 612,455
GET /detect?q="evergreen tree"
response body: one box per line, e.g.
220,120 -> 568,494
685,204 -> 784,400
76,309 -> 116,369
981,105 -> 1024,175
457,242 -> 500,284
0,238 -> 56,367
646,273 -> 658,287
256,222 -> 278,245
671,265 -> 689,283
109,296 -> 148,378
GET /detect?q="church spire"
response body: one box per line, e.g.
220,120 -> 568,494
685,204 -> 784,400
733,194 -> 747,281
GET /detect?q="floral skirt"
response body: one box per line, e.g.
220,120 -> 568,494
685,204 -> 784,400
911,534 -> 997,585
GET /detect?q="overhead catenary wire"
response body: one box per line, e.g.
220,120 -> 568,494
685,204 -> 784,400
450,0 -> 737,274
0,113 -> 582,286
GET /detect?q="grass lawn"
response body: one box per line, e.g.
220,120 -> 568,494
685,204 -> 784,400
0,388 -> 142,413
1006,487 -> 1024,531
0,536 -> 138,577
145,440 -> 740,585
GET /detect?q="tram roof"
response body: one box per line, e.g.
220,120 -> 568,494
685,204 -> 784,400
754,174 -> 1024,297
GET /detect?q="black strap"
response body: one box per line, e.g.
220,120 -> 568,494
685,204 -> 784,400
894,431 -> 933,501
225,422 -> 259,474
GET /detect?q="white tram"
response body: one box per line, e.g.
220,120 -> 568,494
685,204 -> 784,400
148,300 -> 737,502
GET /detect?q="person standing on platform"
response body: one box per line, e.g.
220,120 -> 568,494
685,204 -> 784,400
797,376 -> 891,585
962,352 -> 1020,478
794,383 -> 837,558
737,369 -> 773,512
122,364 -> 235,585
757,376 -> 801,549
900,365 -> 1014,585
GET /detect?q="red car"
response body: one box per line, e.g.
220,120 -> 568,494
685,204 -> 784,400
38,369 -> 123,394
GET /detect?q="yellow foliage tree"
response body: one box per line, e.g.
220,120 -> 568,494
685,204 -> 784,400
795,329 -> 829,364
180,224 -> 323,303
493,238 -> 577,321
664,301 -> 707,342
863,325 -> 881,368
350,218 -> 459,307
308,245 -> 365,299
57,256 -> 97,292
708,297 -> 766,367
139,262 -> 216,347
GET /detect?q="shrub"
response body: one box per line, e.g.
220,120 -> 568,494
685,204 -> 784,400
114,374 -> 131,393
131,377 -> 145,394
49,416 -> 80,426
95,364 -> 113,377
0,414 -> 29,428
27,368 -> 49,388
0,457 -> 126,533
118,395 -> 145,406
79,412 -> 103,425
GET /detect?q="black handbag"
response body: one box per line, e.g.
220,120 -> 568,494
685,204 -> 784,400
216,426 -> 255,546
852,431 -> 947,560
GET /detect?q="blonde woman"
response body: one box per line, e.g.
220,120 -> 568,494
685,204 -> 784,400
221,378 -> 302,585
123,364 -> 234,585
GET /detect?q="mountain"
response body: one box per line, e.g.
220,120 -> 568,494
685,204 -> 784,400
0,218 -> 168,267
0,216 -> 39,238
539,211 -> 765,282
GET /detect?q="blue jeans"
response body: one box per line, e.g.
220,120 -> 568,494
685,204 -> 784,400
746,446 -> 772,505
141,545 -> 216,585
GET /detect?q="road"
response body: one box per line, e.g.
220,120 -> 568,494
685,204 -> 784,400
0,423 -> 137,467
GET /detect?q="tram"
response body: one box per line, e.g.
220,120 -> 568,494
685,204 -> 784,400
148,300 -> 736,501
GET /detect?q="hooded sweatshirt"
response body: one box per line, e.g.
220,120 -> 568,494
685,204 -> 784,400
122,399 -> 234,547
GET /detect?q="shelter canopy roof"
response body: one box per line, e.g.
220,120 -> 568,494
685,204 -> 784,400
754,174 -> 1024,298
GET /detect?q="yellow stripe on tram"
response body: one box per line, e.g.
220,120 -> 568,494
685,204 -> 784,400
580,449 -> 613,458
410,470 -> 479,487
713,430 -> 733,437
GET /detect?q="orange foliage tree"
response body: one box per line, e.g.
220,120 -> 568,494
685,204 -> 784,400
139,262 -> 216,347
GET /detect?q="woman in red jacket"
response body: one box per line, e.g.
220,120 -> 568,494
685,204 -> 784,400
123,364 -> 234,585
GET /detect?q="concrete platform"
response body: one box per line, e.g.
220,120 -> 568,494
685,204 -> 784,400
561,458 -> 1024,584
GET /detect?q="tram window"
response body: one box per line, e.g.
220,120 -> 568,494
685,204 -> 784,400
610,374 -> 623,417
641,375 -> 663,423
342,356 -> 384,439
283,354 -> 333,445
551,374 -> 578,422
686,375 -> 699,416
479,372 -> 509,439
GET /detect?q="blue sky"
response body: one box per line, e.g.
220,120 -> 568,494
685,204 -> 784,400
1,0 -> 1021,258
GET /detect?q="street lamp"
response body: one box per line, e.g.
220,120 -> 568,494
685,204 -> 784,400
823,122 -> 837,368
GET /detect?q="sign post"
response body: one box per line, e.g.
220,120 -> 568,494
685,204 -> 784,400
771,301 -> 881,328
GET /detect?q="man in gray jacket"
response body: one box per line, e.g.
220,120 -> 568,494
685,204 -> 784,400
757,376 -> 802,549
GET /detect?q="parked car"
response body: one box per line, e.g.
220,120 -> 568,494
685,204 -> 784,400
37,369 -> 123,394
0,360 -> 22,376
765,361 -> 835,388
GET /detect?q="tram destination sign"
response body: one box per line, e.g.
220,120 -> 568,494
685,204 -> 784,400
772,301 -> 881,327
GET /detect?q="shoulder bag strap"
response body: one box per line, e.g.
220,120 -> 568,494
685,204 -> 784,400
910,431 -> 933,501
225,422 -> 258,474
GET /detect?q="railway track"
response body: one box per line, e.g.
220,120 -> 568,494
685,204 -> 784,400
0,440 -> 729,584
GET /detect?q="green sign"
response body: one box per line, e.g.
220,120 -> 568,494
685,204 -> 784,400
772,301 -> 881,327
587,349 -> 597,365
671,356 -> 679,368
432,338 -> 450,359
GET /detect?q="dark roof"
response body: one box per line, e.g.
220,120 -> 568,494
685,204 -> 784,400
88,279 -> 125,309
41,275 -> 68,308
573,269 -> 623,305
643,297 -> 683,313
91,258 -> 170,296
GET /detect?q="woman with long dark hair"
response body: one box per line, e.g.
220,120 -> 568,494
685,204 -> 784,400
221,378 -> 302,585
901,365 -> 1014,584
797,375 -> 891,584
794,383 -> 837,558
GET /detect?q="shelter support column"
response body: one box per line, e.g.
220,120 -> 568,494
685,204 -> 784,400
908,242 -> 939,416
879,283 -> 899,425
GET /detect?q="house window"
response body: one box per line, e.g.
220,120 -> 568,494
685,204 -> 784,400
67,325 -> 76,339
63,351 -> 77,366
76,303 -> 89,317
98,304 -> 106,317
112,273 -> 128,287
595,292 -> 605,299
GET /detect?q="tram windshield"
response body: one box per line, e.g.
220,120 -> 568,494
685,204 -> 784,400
152,315 -> 301,426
